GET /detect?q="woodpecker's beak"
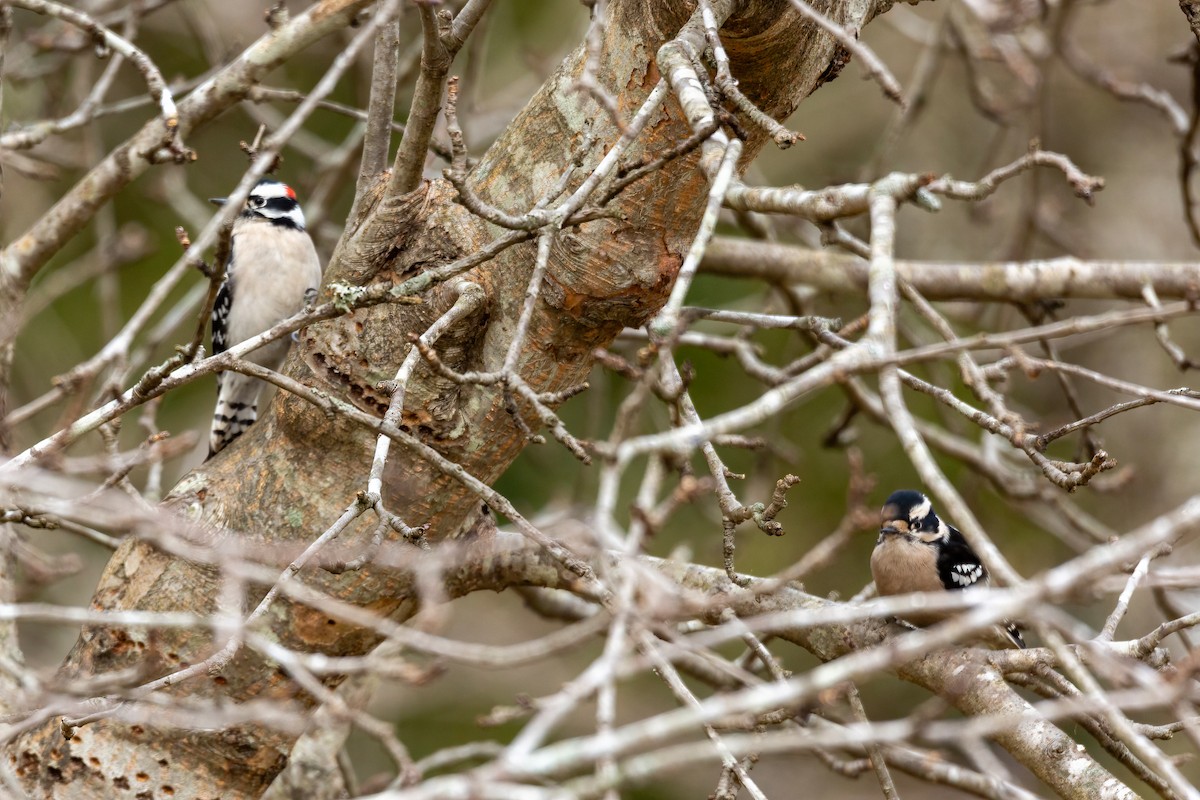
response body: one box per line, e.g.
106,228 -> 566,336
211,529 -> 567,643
879,525 -> 903,537
209,197 -> 227,207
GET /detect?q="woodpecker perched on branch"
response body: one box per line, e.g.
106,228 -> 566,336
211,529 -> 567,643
871,489 -> 1026,649
207,178 -> 322,458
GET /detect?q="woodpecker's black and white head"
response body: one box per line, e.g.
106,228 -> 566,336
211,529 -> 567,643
210,179 -> 306,231
878,489 -> 949,544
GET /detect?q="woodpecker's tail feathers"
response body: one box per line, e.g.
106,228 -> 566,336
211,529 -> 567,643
1002,620 -> 1026,649
208,374 -> 261,458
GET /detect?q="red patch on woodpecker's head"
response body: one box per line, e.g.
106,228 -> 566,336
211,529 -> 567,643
285,184 -> 297,200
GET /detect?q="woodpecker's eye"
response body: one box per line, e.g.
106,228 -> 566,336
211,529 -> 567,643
910,517 -> 924,531
250,196 -> 266,208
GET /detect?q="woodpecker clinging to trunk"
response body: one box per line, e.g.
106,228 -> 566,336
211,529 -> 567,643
207,178 -> 322,458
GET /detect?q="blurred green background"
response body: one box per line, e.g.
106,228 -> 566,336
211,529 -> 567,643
3,0 -> 1199,795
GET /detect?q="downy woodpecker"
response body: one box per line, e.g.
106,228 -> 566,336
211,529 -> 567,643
208,178 -> 321,457
871,489 -> 1025,649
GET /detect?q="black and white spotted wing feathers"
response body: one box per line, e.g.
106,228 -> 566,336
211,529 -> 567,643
211,278 -> 232,357
939,525 -> 1024,648
936,526 -> 988,590
208,272 -> 261,457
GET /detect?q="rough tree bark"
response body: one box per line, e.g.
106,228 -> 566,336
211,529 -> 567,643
7,1 -> 891,798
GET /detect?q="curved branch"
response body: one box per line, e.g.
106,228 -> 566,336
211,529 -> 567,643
3,0 -> 177,131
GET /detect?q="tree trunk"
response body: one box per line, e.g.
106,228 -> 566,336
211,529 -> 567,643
7,1 -> 888,797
